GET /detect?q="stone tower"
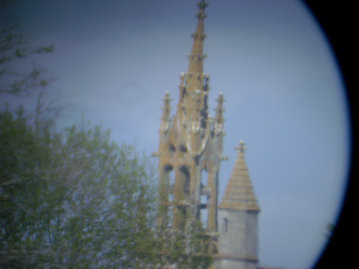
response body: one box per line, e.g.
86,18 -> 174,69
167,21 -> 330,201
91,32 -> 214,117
154,0 -> 225,234
217,141 -> 260,269
154,1 -> 260,268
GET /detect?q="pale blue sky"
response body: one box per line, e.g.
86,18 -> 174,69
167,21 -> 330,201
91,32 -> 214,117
3,1 -> 351,268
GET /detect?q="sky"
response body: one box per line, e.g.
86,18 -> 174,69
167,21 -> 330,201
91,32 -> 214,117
2,0 -> 351,268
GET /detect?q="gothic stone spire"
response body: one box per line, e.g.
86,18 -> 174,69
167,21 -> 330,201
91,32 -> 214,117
156,1 -> 224,233
176,0 -> 210,133
187,0 -> 207,79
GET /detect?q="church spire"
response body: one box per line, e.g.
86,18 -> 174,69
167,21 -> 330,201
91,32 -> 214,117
219,141 -> 260,212
186,0 -> 208,90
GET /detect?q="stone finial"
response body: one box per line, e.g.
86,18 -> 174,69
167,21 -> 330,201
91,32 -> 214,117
235,141 -> 248,153
160,91 -> 172,130
197,0 -> 208,10
214,92 -> 225,125
164,91 -> 171,102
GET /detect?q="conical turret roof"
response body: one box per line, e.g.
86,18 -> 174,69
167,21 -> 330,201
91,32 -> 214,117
219,141 -> 260,212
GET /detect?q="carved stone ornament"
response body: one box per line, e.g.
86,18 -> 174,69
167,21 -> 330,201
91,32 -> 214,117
214,123 -> 223,135
192,121 -> 200,133
160,122 -> 170,133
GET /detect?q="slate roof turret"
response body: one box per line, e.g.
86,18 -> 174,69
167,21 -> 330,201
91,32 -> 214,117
219,141 -> 260,212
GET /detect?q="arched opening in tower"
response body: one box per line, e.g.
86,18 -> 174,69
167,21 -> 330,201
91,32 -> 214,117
164,164 -> 174,227
180,166 -> 190,195
165,166 -> 175,203
200,169 -> 209,229
172,166 -> 191,230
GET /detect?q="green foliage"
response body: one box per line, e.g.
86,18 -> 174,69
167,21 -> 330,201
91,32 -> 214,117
0,111 -> 215,268
0,111 -> 159,267
0,11 -> 215,267
155,221 -> 216,268
0,24 -> 53,96
35,44 -> 54,54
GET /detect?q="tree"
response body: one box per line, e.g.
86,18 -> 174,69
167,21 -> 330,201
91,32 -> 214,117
0,112 -> 158,267
0,112 -> 215,268
0,23 -> 54,96
0,10 -> 58,141
155,219 -> 216,268
0,8 -> 215,267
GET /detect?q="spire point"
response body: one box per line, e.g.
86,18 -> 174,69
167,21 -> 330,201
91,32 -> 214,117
197,0 -> 208,11
216,93 -> 225,103
184,0 -> 208,91
163,91 -> 171,101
